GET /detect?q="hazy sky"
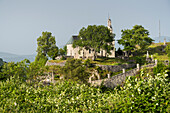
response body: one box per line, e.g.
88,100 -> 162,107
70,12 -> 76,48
0,0 -> 170,55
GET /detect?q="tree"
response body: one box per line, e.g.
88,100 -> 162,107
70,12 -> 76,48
36,31 -> 58,61
118,25 -> 154,56
165,44 -> 170,58
64,45 -> 67,55
73,25 -> 115,59
59,48 -> 65,56
116,47 -> 123,56
0,58 -> 3,67
62,58 -> 89,84
0,59 -> 30,81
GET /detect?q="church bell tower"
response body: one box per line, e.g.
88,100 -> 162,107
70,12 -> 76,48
107,16 -> 113,33
107,16 -> 115,58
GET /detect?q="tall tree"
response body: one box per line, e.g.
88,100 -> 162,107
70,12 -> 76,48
73,25 -> 115,59
36,31 -> 58,60
63,45 -> 67,55
118,25 -> 153,56
59,48 -> 65,56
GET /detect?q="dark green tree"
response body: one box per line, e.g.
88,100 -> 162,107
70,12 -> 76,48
118,25 -> 153,56
64,45 -> 67,55
0,58 -> 3,67
62,58 -> 89,84
59,48 -> 65,56
73,25 -> 115,59
116,47 -> 123,56
36,31 -> 58,61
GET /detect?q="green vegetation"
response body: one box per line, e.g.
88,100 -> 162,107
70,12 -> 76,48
0,58 -> 3,67
36,31 -> 59,61
48,59 -> 65,63
118,25 -> 154,56
0,67 -> 169,112
73,25 -> 115,59
59,45 -> 67,56
0,25 -> 170,112
148,42 -> 170,61
165,44 -> 170,58
61,58 -> 89,84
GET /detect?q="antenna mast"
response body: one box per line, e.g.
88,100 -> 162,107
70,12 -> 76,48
159,20 -> 161,42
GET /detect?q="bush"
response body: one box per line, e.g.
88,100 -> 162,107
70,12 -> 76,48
135,56 -> 146,65
113,70 -> 170,112
0,59 -> 29,81
0,70 -> 169,112
153,62 -> 168,75
62,58 -> 89,84
84,59 -> 93,67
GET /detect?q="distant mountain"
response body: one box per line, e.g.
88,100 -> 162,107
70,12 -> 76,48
152,36 -> 170,43
0,52 -> 18,57
0,52 -> 36,63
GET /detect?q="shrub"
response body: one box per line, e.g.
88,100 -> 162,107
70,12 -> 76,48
62,58 -> 89,84
153,62 -> 168,75
113,70 -> 170,112
84,59 -> 93,67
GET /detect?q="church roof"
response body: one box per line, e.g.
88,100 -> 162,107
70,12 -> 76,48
66,35 -> 78,45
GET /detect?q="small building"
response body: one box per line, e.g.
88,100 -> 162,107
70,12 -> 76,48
66,17 -> 115,60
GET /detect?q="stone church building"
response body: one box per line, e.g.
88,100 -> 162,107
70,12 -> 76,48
66,17 -> 115,60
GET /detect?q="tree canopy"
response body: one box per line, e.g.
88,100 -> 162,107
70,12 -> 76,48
62,58 -> 89,84
73,25 -> 115,58
118,25 -> 154,56
36,31 -> 58,61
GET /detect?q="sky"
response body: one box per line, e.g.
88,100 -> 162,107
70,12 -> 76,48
0,0 -> 170,55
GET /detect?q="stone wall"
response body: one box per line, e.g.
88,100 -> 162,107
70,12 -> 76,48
90,63 -> 156,89
96,63 -> 136,72
45,61 -> 66,67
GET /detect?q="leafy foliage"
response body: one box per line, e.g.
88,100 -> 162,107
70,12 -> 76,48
0,70 -> 169,112
153,62 -> 168,75
59,48 -> 65,56
118,25 -> 154,56
0,58 -> 3,67
113,70 -> 169,112
62,58 -> 89,84
165,44 -> 170,58
73,25 -> 115,58
0,59 -> 29,81
116,47 -> 123,56
36,31 -> 58,60
84,59 -> 93,68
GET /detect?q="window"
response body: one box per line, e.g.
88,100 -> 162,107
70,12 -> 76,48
89,49 -> 91,54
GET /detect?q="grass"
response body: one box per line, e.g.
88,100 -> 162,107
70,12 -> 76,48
91,57 -> 126,65
153,53 -> 169,61
48,59 -> 66,63
149,43 -> 164,48
148,42 -> 170,61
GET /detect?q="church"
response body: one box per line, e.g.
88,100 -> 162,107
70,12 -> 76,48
66,17 -> 115,60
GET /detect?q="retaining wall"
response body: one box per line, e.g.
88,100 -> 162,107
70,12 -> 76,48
96,63 -> 136,72
91,63 -> 156,89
